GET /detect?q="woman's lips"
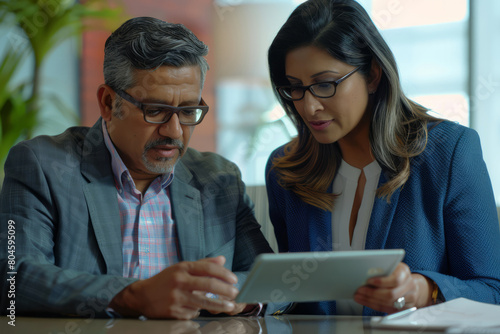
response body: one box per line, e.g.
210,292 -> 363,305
309,120 -> 332,131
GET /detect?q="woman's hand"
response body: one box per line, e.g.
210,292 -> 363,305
353,262 -> 433,314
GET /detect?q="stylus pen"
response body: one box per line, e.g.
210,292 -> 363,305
379,307 -> 417,323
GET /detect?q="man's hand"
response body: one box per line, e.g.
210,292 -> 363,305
200,293 -> 252,316
109,256 -> 240,319
353,262 -> 433,314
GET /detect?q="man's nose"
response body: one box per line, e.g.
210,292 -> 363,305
159,113 -> 183,139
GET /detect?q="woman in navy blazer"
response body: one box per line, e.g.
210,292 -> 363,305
265,0 -> 500,316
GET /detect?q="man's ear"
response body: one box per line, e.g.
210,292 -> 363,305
367,59 -> 382,94
97,84 -> 114,121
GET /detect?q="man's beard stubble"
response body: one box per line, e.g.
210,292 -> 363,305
141,137 -> 185,174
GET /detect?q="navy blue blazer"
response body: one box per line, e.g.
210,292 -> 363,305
266,121 -> 500,316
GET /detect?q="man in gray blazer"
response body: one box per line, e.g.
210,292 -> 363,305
0,17 -> 273,319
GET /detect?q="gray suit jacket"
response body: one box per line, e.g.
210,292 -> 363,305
0,119 -> 273,317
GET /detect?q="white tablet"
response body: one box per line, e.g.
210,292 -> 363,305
235,249 -> 405,304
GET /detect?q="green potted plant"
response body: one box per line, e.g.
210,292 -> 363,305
0,0 -> 124,183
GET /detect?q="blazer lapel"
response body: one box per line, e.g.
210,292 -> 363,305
306,182 -> 334,252
308,206 -> 333,252
365,171 -> 401,249
170,160 -> 205,262
80,120 -> 123,276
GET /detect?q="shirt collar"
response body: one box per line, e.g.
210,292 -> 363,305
338,159 -> 381,181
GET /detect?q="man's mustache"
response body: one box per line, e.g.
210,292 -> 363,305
145,138 -> 185,155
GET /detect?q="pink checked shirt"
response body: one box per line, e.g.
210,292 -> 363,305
102,120 -> 180,279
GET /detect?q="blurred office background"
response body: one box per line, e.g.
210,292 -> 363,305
0,0 -> 499,211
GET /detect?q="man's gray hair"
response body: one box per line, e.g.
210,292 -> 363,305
103,17 -> 209,92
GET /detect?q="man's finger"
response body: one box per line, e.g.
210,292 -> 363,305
182,260 -> 238,285
199,255 -> 226,266
183,275 -> 239,300
187,290 -> 236,314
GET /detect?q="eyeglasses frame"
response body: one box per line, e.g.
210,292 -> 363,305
113,88 -> 209,125
277,66 -> 362,101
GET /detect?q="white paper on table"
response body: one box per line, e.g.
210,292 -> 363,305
370,298 -> 500,330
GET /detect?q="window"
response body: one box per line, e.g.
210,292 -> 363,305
365,0 -> 470,125
214,1 -> 298,186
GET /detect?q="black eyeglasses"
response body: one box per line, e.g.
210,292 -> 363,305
277,66 -> 361,101
114,89 -> 209,125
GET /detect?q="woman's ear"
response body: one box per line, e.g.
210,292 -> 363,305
97,84 -> 114,121
367,59 -> 382,94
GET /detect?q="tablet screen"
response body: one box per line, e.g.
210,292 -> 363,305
235,249 -> 405,304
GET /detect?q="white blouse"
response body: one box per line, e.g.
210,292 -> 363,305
331,159 -> 382,315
